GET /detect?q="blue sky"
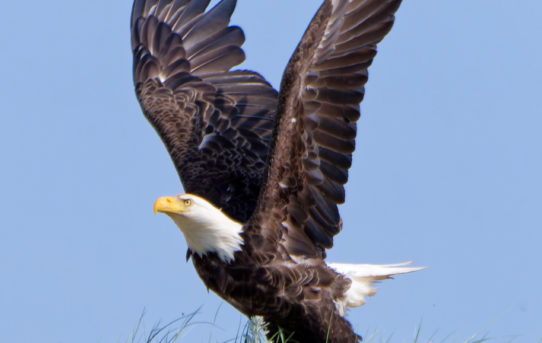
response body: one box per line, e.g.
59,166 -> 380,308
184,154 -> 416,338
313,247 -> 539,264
1,0 -> 541,342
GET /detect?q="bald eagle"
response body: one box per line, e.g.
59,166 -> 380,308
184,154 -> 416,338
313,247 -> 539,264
131,0 -> 423,341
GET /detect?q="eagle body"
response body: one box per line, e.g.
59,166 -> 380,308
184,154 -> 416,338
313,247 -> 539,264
164,194 -> 361,341
131,0 -> 424,341
192,250 -> 358,342
153,194 -> 420,342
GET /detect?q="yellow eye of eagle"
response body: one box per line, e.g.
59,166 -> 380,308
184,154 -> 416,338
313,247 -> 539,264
184,199 -> 192,206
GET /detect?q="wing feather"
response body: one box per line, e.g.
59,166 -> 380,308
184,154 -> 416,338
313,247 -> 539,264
250,0 -> 402,257
131,0 -> 278,222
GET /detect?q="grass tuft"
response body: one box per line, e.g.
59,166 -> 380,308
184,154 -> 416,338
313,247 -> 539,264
128,310 -> 526,343
125,308 -> 217,343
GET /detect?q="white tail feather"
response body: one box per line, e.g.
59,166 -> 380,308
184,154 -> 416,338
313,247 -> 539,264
328,261 -> 426,316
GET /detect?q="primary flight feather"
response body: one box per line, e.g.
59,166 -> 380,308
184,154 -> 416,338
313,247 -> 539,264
131,0 -> 423,341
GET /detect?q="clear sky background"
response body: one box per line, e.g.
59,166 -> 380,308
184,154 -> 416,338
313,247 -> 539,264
1,0 -> 541,342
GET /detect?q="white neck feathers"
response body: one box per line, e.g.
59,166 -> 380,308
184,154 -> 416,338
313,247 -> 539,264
168,203 -> 243,263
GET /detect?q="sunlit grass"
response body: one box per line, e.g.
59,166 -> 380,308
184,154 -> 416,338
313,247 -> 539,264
126,310 -> 527,343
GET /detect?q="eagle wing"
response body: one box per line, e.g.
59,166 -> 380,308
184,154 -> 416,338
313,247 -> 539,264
251,0 -> 402,257
131,0 -> 278,222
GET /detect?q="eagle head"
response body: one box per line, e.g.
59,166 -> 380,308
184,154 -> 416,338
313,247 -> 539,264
154,193 -> 215,218
153,193 -> 243,262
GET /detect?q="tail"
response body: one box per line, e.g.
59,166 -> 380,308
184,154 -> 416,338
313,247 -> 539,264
328,261 -> 426,316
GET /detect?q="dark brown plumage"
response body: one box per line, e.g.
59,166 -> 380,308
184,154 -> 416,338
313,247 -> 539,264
131,0 -> 409,342
132,0 -> 278,222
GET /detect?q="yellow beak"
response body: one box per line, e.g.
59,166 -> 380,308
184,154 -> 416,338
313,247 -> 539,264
153,196 -> 188,215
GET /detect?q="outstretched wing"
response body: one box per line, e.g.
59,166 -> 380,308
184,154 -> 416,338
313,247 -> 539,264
251,0 -> 402,257
131,0 -> 278,222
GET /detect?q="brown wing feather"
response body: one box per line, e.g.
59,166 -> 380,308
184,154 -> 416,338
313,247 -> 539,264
131,0 -> 278,221
251,0 -> 402,257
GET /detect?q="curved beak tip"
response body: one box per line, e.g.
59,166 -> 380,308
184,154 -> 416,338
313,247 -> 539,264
153,197 -> 167,215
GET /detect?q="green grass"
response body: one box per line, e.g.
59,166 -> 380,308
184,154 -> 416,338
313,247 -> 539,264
126,310 -> 530,343
125,309 -> 204,343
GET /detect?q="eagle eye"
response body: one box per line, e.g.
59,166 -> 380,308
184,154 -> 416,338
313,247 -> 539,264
184,199 -> 192,206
